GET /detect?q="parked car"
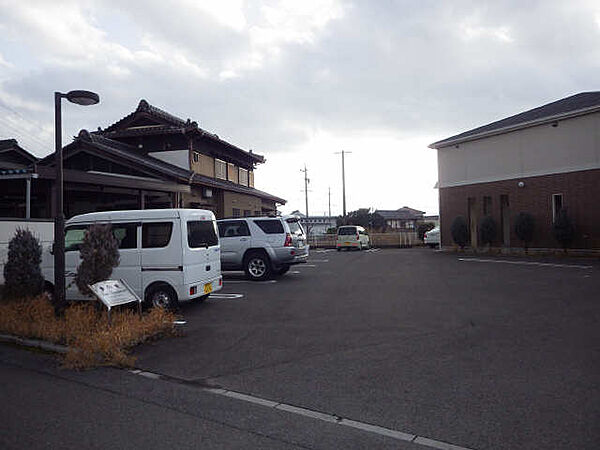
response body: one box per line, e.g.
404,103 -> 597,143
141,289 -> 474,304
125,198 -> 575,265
217,216 -> 309,280
336,225 -> 370,251
41,209 -> 222,309
424,226 -> 440,248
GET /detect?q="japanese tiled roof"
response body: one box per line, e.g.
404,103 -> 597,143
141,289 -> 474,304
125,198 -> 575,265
430,91 -> 600,148
375,207 -> 425,220
0,138 -> 39,163
99,99 -> 265,164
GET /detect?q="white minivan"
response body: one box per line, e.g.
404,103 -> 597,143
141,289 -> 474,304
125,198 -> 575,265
41,209 -> 222,309
336,225 -> 370,251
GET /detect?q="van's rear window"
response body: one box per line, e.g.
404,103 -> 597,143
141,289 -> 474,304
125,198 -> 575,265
188,221 -> 219,248
338,227 -> 357,235
142,222 -> 173,248
254,220 -> 284,234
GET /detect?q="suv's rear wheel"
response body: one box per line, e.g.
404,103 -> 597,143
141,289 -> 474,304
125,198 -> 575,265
244,252 -> 271,281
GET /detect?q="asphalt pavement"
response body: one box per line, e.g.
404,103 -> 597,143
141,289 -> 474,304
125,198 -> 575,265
2,248 -> 599,449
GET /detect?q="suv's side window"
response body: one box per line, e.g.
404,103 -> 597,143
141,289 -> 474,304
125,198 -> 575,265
142,222 -> 173,248
254,219 -> 284,234
218,220 -> 250,238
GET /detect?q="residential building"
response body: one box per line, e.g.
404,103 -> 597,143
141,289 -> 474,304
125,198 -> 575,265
429,92 -> 600,250
0,100 -> 285,219
374,207 -> 426,231
289,210 -> 336,236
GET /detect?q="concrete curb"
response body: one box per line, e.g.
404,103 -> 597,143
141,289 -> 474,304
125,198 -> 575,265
0,333 -> 68,354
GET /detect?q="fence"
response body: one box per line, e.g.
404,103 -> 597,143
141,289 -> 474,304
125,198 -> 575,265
308,232 -> 419,249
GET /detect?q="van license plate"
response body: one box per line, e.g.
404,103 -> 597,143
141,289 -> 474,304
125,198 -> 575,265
203,283 -> 212,294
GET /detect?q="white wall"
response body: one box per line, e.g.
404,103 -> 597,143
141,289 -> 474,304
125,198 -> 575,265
149,150 -> 189,170
438,112 -> 600,188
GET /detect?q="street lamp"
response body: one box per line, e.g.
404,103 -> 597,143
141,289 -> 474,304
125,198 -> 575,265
54,90 -> 100,308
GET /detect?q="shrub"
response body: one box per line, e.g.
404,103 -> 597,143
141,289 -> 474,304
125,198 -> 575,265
478,216 -> 497,247
417,222 -> 435,241
552,209 -> 575,250
3,228 -> 44,300
0,295 -> 176,369
450,216 -> 469,248
514,212 -> 535,251
75,224 -> 119,297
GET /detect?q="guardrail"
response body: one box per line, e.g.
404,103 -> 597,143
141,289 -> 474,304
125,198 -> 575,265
308,232 -> 419,248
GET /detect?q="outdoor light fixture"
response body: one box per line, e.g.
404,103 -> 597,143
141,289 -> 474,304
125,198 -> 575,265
54,89 -> 100,308
518,181 -> 525,188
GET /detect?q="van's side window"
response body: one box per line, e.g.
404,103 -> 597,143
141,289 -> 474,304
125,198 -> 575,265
142,222 -> 173,248
218,220 -> 250,238
112,223 -> 137,249
65,226 -> 88,252
188,221 -> 219,248
254,220 -> 284,234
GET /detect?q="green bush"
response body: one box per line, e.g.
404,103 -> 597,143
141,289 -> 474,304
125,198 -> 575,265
514,212 -> 535,251
552,209 -> 575,250
3,228 -> 44,299
417,222 -> 435,241
478,216 -> 497,246
450,216 -> 469,248
75,224 -> 119,297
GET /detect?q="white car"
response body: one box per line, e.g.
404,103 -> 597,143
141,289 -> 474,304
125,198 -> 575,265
424,227 -> 440,248
336,225 -> 370,251
42,209 -> 222,309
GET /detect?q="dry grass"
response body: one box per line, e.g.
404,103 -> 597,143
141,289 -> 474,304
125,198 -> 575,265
0,296 -> 176,369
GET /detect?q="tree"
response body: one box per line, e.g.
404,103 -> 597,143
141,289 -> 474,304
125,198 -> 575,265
75,224 -> 120,297
3,228 -> 44,299
552,209 -> 575,251
450,216 -> 469,249
514,212 -> 535,251
336,209 -> 385,231
417,222 -> 435,241
478,216 -> 497,248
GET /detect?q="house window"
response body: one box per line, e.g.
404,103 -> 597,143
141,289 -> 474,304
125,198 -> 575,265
193,152 -> 199,163
483,196 -> 492,216
405,221 -> 414,229
239,168 -> 248,186
552,194 -> 563,222
232,208 -> 241,218
215,159 -> 226,179
227,163 -> 237,182
243,209 -> 251,217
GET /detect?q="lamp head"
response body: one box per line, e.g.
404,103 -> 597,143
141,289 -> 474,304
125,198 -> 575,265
65,90 -> 100,106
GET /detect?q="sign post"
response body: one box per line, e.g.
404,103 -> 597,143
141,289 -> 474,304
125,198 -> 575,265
88,279 -> 142,324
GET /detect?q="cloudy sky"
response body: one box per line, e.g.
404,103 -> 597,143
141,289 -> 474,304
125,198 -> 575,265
0,0 -> 598,216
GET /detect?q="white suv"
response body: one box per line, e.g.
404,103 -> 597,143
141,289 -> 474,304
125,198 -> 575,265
217,216 -> 309,280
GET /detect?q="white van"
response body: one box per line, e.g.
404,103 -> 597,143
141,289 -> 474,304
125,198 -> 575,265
41,209 -> 222,309
336,225 -> 370,251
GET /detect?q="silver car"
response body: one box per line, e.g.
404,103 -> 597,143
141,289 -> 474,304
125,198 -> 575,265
217,216 -> 309,280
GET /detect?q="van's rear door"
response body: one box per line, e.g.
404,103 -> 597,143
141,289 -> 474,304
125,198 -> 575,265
185,216 -> 220,291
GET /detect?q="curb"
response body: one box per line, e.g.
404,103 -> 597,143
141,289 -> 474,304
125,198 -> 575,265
0,333 -> 68,354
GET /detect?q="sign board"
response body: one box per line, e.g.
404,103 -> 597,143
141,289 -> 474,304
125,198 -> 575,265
88,279 -> 142,311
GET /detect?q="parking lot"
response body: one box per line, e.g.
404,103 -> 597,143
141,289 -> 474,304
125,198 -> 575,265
132,248 -> 600,449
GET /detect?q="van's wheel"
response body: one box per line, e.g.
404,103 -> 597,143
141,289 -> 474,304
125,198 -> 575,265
145,285 -> 179,310
244,252 -> 271,281
274,265 -> 290,276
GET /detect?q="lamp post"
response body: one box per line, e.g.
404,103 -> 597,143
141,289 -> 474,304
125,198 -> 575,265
54,90 -> 100,308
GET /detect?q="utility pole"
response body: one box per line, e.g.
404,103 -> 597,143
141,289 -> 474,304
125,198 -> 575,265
328,186 -> 331,218
300,165 -> 309,217
334,150 -> 352,217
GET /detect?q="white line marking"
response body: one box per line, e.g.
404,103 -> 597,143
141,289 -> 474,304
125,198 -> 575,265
309,259 -> 329,262
209,293 -> 244,300
128,370 -> 475,450
302,264 -> 317,268
315,249 -> 334,253
290,271 -> 301,274
365,248 -> 381,253
458,258 -> 593,269
225,279 -> 278,284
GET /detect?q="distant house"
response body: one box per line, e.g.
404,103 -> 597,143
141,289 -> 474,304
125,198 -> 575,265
429,92 -> 600,250
0,100 -> 285,219
374,207 -> 426,231
290,210 -> 336,236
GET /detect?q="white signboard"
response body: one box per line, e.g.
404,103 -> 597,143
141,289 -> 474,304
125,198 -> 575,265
88,279 -> 141,311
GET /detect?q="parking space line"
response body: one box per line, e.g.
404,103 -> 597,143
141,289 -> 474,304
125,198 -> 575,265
127,369 -> 475,450
209,293 -> 244,300
458,258 -> 593,269
308,259 -> 329,263
225,279 -> 278,284
302,264 -> 317,268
